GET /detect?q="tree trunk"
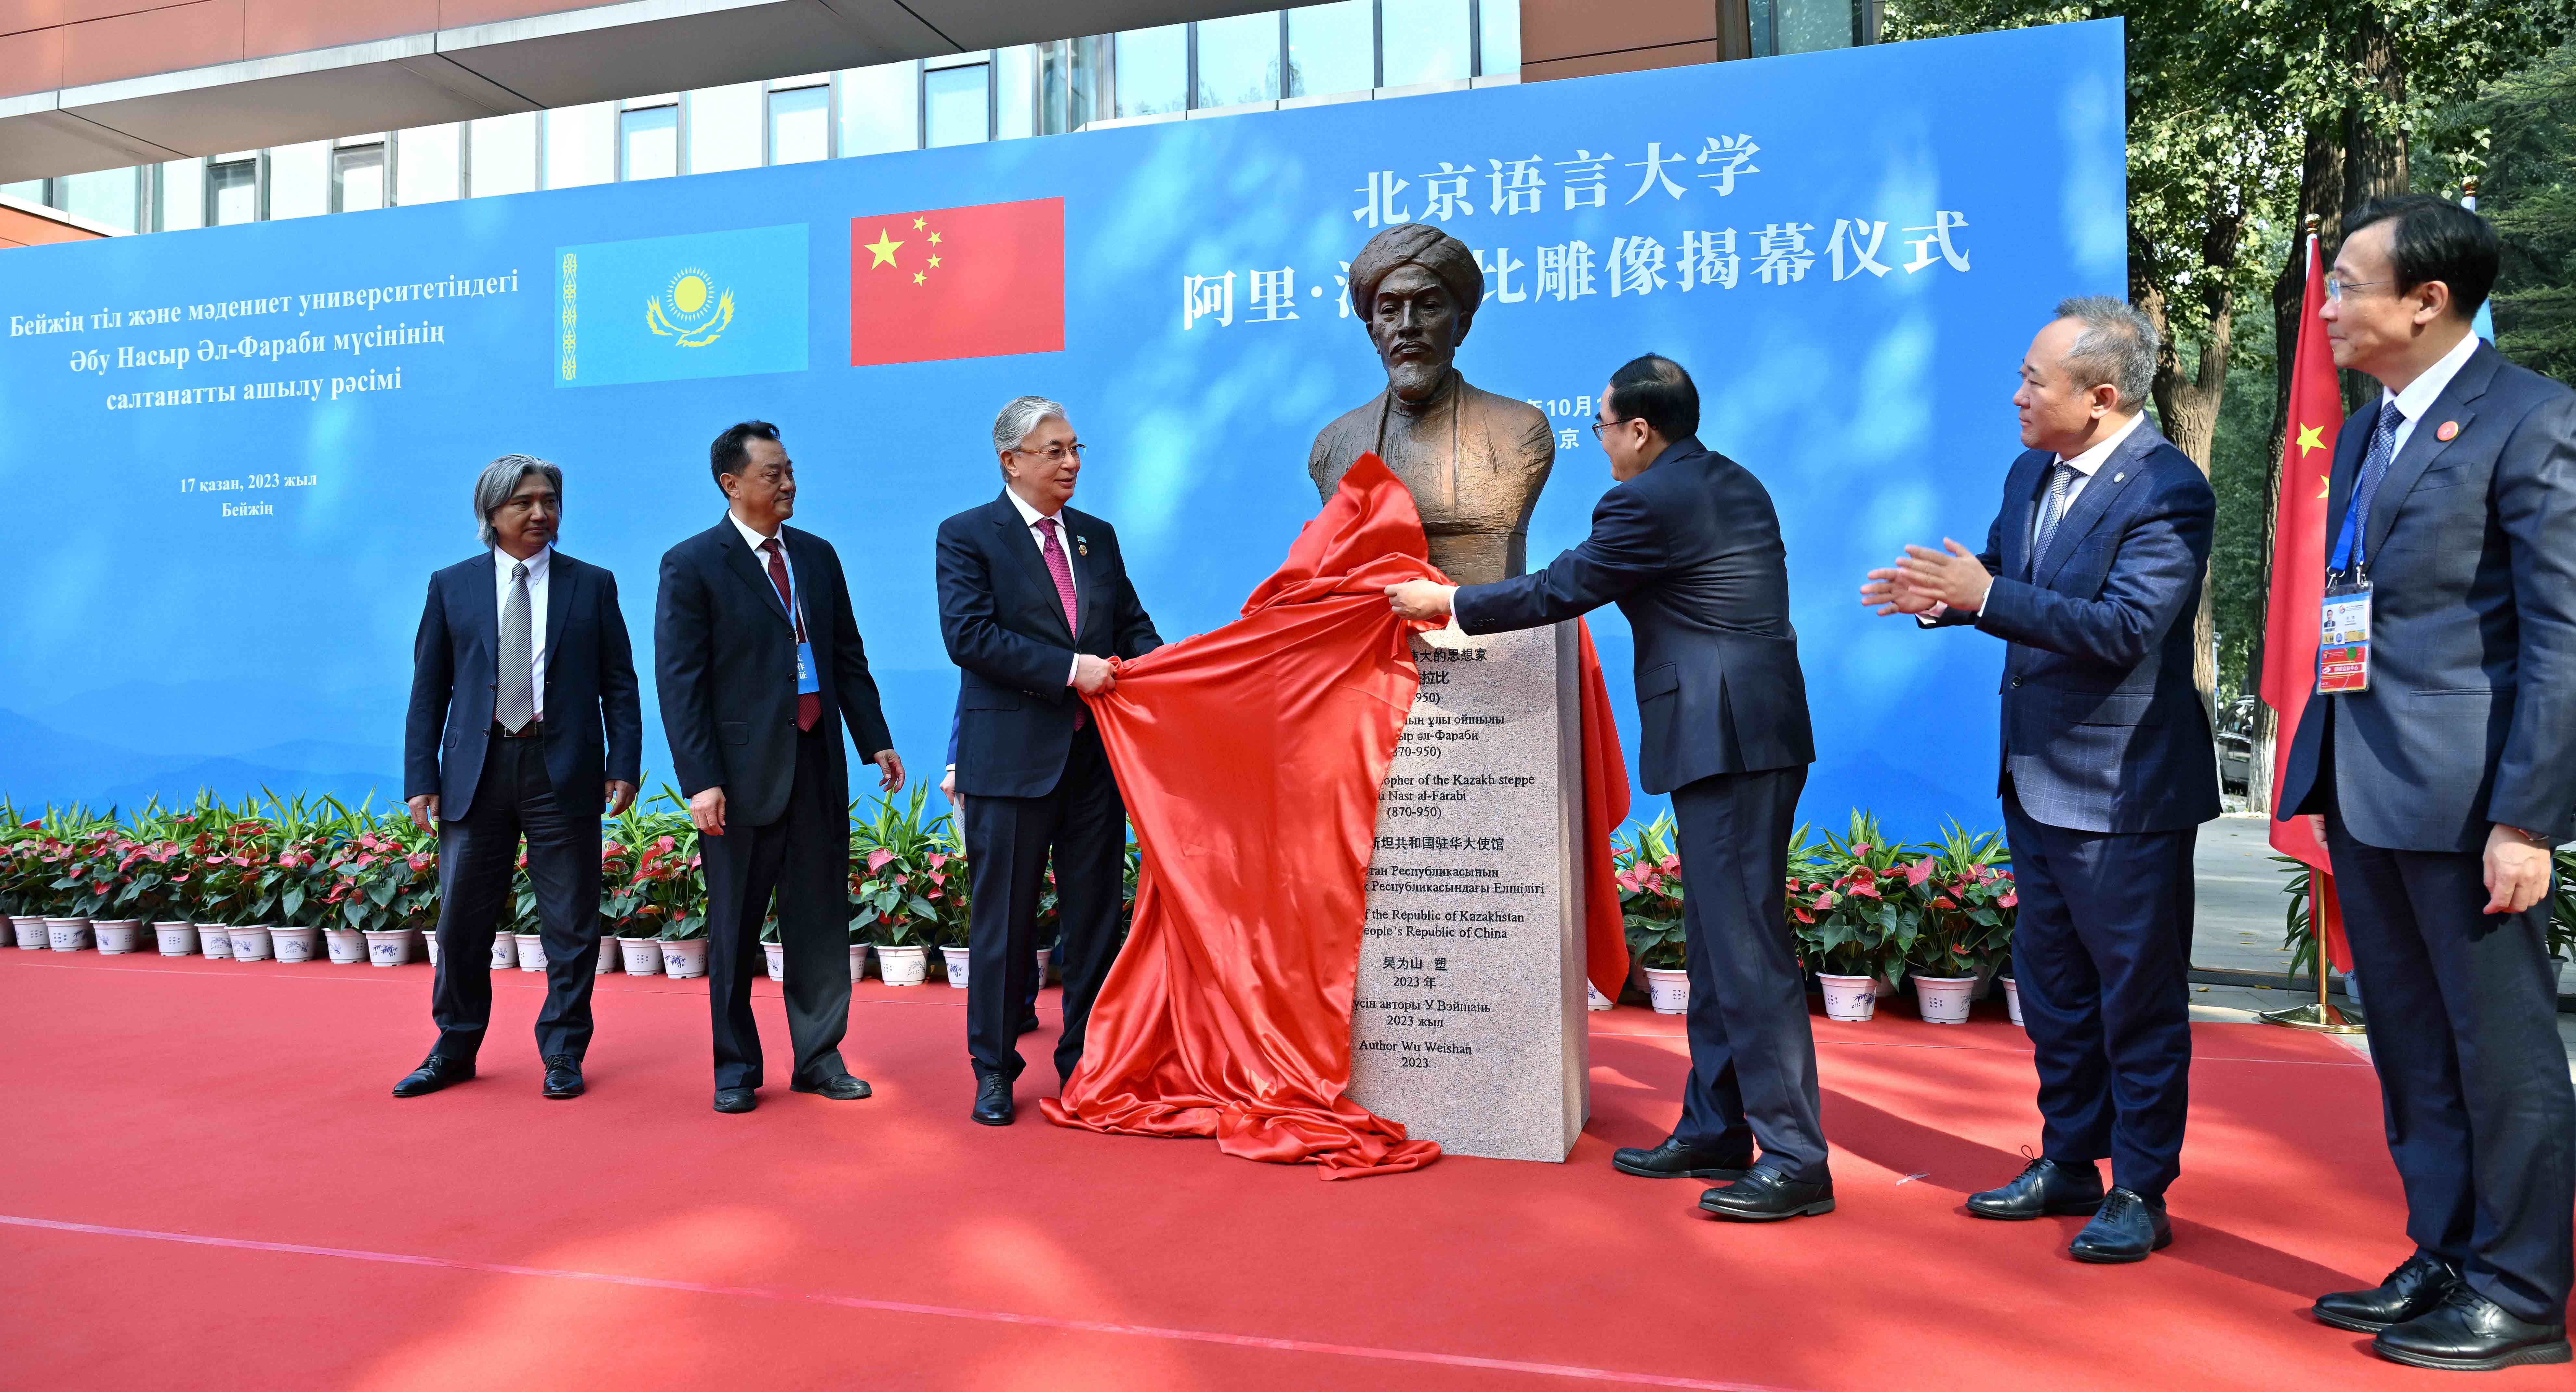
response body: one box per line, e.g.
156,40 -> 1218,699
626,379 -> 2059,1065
2341,15 -> 2410,410
2142,204 -> 2245,724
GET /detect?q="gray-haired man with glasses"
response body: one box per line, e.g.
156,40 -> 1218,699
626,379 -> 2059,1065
398,454 -> 642,1101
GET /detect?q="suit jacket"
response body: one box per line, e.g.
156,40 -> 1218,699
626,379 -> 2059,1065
1929,420 -> 2218,835
403,550 -> 642,821
936,492 -> 1160,798
654,517 -> 895,829
1452,435 -> 1814,795
2278,341 -> 2576,852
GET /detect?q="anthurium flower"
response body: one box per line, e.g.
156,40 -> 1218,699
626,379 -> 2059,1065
1905,858 -> 1936,887
866,848 -> 895,873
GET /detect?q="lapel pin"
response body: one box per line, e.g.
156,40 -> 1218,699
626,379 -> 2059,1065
2436,420 -> 2460,442
1077,536 -> 1089,556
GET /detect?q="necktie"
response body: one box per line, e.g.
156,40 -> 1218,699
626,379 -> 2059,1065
496,560 -> 534,734
2027,462 -> 2076,578
760,538 -> 820,732
2347,402 -> 2407,570
1038,518 -> 1087,731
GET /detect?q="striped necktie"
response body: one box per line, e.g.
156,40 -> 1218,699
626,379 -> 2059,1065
2346,402 -> 2407,570
2027,462 -> 2076,578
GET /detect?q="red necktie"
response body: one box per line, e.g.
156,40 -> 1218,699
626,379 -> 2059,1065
1039,518 -> 1086,731
760,538 -> 820,732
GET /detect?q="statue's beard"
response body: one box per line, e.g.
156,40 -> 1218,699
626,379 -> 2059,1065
1385,354 -> 1450,403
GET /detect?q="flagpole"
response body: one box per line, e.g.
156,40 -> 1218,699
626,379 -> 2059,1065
2260,866 -> 2367,1032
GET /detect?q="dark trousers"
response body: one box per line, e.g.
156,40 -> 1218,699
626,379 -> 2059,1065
699,726 -> 851,1091
1669,765 -> 1828,1182
429,735 -> 601,1061
963,724 -> 1126,1085
2000,789 -> 2195,1198
2326,804 -> 2574,1323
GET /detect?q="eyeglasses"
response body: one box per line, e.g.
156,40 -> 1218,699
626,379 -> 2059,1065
2325,276 -> 2393,302
1589,417 -> 1635,439
1008,443 -> 1086,464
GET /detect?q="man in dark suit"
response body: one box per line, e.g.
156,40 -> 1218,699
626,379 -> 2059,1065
1389,354 -> 1827,1222
936,395 -> 1160,1126
655,420 -> 905,1115
1865,297 -> 2218,1263
398,454 -> 641,1100
2274,197 -> 2574,1373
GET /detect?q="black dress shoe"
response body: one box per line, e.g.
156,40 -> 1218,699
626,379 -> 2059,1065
790,1073 -> 873,1101
392,1055 -> 474,1098
2373,1287 -> 2570,1372
712,1086 -> 757,1113
1698,1167 -> 1834,1221
2068,1187 -> 2171,1263
541,1055 -> 584,1099
2315,1253 -> 2461,1334
1612,1135 -> 1753,1181
971,1072 -> 1014,1126
1966,1155 -> 2104,1221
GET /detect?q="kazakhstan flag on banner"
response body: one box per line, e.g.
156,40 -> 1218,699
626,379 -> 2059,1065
556,224 -> 808,388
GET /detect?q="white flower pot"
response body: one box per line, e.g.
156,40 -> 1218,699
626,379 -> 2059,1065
364,929 -> 414,966
593,935 -> 617,974
660,938 -> 708,979
271,926 -> 320,963
514,933 -> 547,972
941,945 -> 971,989
423,932 -> 441,968
1912,974 -> 1978,1025
152,920 -> 195,956
322,928 -> 367,964
91,919 -> 142,954
1642,966 -> 1690,1015
1585,981 -> 1616,1011
848,942 -> 869,982
1033,945 -> 1053,987
2001,976 -> 2024,1027
487,934 -> 515,969
196,923 -> 233,959
764,940 -> 786,982
619,937 -> 662,975
1819,972 -> 1876,1022
46,916 -> 91,952
875,943 -> 927,986
11,914 -> 45,949
229,925 -> 273,962
2343,970 -> 2362,1011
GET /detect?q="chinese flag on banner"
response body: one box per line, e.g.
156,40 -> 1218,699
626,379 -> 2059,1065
850,198 -> 1064,366
2258,232 -> 2350,971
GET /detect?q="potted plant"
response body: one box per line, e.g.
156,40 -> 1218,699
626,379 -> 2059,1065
1,813 -> 53,948
852,789 -> 943,986
44,823 -> 113,951
1901,821 -> 2015,1024
1792,814 -> 1921,1022
121,809 -> 203,957
617,791 -> 700,975
1615,815 -> 1689,1013
505,869 -> 548,971
761,917 -> 787,982
643,799 -> 711,979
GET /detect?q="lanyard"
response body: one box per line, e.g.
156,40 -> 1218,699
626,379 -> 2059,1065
2328,492 -> 2368,576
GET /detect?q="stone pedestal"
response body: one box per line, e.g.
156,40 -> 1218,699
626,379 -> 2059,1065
1348,621 -> 1588,1162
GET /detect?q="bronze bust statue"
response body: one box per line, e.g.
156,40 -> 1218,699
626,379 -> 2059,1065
1308,224 -> 1555,584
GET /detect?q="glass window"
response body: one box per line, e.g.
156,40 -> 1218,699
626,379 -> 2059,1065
994,46 -> 1037,139
395,124 -> 461,204
208,158 -> 259,224
838,62 -> 918,156
156,160 -> 205,231
544,103 -> 614,188
1381,0 -> 1472,87
1287,1 -> 1372,97
1196,12 -> 1281,107
769,84 -> 829,163
689,82 -> 763,174
1114,24 -> 1186,117
925,63 -> 989,146
1762,0 -> 1855,55
332,143 -> 387,212
1478,0 -> 1521,75
620,105 -> 677,180
469,113 -> 538,197
268,141 -> 330,219
55,168 -> 139,231
0,179 -> 41,203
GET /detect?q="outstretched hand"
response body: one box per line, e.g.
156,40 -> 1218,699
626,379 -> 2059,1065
1893,539 -> 1991,613
1859,563 -> 1935,617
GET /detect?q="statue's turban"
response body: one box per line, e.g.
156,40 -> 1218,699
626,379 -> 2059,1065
1347,223 -> 1484,323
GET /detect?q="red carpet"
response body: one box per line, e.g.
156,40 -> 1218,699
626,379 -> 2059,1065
0,949 -> 2545,1389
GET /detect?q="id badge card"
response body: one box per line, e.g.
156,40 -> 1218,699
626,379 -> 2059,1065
2317,579 -> 2372,695
794,639 -> 820,696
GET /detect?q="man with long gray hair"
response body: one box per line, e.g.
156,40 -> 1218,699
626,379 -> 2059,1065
1861,297 -> 2219,1262
935,395 -> 1160,1125
398,454 -> 642,1101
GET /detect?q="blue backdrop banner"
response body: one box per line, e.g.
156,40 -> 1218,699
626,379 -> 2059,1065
0,21 -> 2128,833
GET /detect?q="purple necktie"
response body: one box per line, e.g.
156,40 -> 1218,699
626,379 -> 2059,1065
1039,517 -> 1085,729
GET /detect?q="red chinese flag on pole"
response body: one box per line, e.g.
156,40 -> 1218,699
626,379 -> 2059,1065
850,198 -> 1064,366
2258,231 -> 2350,971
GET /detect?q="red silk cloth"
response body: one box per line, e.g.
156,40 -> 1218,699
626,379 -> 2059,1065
1042,454 -> 1628,1178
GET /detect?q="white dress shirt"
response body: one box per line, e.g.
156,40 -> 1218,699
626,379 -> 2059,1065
1004,487 -> 1084,687
2378,327 -> 2481,459
493,545 -> 551,719
727,510 -> 804,637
